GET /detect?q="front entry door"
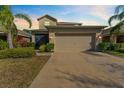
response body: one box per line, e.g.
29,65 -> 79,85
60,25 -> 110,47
35,34 -> 49,49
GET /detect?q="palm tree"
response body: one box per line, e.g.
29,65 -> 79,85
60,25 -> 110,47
0,5 -> 32,48
108,5 -> 124,43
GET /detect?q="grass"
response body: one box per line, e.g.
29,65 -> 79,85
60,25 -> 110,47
0,56 -> 50,88
106,51 -> 124,57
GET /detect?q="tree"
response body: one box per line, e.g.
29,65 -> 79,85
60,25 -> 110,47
108,5 -> 124,34
0,5 -> 32,48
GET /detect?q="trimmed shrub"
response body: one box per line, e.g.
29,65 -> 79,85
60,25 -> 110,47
0,40 -> 8,50
0,47 -> 35,59
46,43 -> 54,52
108,43 -> 121,51
97,42 -> 121,52
97,42 -> 110,52
39,44 -> 46,52
14,41 -> 35,48
14,40 -> 27,48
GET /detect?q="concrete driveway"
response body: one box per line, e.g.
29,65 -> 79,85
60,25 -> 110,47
30,51 -> 124,88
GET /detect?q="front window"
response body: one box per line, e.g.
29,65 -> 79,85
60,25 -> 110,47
44,21 -> 50,26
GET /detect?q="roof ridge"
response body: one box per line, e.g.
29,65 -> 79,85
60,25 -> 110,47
37,14 -> 57,21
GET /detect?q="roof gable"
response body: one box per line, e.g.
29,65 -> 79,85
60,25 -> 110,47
37,14 -> 57,22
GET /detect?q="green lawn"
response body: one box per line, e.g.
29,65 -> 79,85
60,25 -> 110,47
0,56 -> 50,88
107,51 -> 124,57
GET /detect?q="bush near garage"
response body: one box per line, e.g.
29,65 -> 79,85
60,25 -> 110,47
46,43 -> 54,52
0,47 -> 35,59
108,43 -> 121,51
39,44 -> 46,52
97,42 -> 110,52
39,43 -> 54,52
97,42 -> 121,52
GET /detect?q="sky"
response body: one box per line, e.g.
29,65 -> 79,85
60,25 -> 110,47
11,5 -> 116,30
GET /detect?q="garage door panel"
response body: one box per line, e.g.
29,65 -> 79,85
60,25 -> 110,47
55,34 -> 94,52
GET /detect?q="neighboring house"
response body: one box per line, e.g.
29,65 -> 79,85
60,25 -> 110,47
101,27 -> 124,43
0,29 -> 31,43
29,14 -> 106,52
16,30 -> 31,43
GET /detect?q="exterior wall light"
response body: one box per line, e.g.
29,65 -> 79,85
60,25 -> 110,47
49,36 -> 53,39
98,36 -> 102,39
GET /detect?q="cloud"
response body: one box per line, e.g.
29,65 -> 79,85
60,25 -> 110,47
57,5 -> 113,22
79,19 -> 101,25
14,18 -> 39,30
58,18 -> 67,22
13,5 -> 115,29
72,5 -> 114,25
90,6 -> 111,21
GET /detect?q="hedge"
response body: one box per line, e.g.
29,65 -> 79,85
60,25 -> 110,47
0,47 -> 35,59
97,42 -> 121,52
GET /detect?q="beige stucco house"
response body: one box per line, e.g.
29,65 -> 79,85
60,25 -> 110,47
101,26 -> 124,43
29,14 -> 106,52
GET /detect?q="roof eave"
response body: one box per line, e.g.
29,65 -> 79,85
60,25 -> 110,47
46,25 -> 107,29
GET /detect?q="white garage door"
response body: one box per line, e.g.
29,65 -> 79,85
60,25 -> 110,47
55,34 -> 94,52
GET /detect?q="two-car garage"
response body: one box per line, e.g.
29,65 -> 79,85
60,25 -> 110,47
55,33 -> 96,52
47,26 -> 105,52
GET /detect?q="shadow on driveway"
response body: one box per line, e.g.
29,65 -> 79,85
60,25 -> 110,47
55,69 -> 123,88
82,50 -> 105,57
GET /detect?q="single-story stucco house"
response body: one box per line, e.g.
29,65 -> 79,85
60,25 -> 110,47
101,26 -> 124,43
27,14 -> 106,52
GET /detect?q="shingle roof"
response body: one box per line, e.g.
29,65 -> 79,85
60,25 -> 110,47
37,14 -> 57,21
18,30 -> 31,37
